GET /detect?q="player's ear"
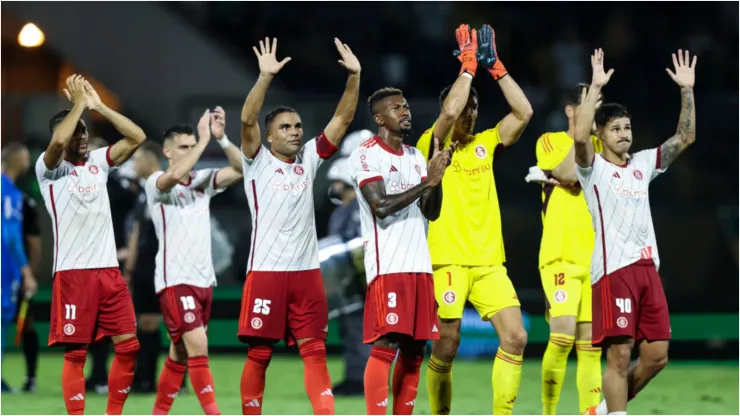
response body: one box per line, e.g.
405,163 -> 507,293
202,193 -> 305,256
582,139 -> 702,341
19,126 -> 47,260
373,114 -> 384,127
265,131 -> 274,144
564,105 -> 574,119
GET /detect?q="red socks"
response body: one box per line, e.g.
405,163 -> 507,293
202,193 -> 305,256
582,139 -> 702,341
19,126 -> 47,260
62,347 -> 87,415
299,339 -> 334,415
106,337 -> 140,415
392,353 -> 423,415
364,346 -> 396,415
189,356 -> 220,415
153,358 -> 187,415
241,346 -> 273,415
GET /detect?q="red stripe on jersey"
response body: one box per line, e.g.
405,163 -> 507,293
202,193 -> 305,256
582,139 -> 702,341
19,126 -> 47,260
421,176 -> 427,181
212,169 -> 220,189
594,184 -> 612,328
361,138 -> 378,148
105,146 -> 114,167
316,132 -> 339,159
656,146 -> 662,169
372,213 -> 380,274
249,180 -> 259,272
593,185 -> 608,276
49,184 -> 59,272
543,135 -> 552,153
160,205 -> 168,286
359,176 -> 383,188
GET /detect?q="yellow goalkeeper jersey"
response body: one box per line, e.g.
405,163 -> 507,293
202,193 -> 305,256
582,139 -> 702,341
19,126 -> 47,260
416,123 -> 506,266
535,131 -> 603,268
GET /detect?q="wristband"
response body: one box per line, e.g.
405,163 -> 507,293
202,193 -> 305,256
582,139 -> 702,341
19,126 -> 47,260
461,72 -> 473,80
217,136 -> 230,149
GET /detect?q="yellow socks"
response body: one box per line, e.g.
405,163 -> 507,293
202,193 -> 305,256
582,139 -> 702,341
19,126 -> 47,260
576,340 -> 602,413
493,348 -> 523,415
427,355 -> 453,415
541,333 -> 574,414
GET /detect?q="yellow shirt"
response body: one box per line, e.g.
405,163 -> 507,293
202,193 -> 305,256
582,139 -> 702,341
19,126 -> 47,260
416,123 -> 506,266
535,131 -> 603,268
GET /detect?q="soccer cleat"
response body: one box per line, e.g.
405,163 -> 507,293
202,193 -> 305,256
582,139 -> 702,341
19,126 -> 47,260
1,379 -> 18,393
583,406 -> 598,415
21,377 -> 36,393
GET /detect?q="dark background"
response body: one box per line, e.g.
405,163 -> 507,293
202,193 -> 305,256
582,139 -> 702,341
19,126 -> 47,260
2,2 -> 737,319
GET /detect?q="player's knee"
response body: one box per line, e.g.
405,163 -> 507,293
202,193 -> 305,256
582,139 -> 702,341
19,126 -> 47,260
501,328 -> 528,355
182,329 -> 209,357
434,334 -> 460,362
549,315 -> 577,336
606,343 -> 631,373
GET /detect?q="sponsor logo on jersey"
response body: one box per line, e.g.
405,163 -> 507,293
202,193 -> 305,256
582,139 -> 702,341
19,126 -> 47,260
271,180 -> 312,192
443,290 -> 456,305
386,312 -> 399,325
387,180 -> 418,193
451,160 -> 491,176
610,181 -> 648,198
554,289 -> 568,304
616,316 -> 628,328
475,145 -> 487,159
389,165 -> 398,173
66,182 -> 107,194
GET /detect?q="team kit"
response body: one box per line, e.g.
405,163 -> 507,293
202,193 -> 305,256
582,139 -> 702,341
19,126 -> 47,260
32,23 -> 696,416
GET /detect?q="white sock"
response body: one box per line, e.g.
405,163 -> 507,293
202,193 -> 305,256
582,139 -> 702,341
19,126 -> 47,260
596,400 -> 609,415
608,412 -> 626,415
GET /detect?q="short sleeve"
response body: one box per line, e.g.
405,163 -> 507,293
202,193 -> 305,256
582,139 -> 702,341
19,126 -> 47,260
474,123 -> 505,160
350,147 -> 383,189
90,147 -> 114,173
536,133 -> 571,170
241,144 -> 268,173
633,148 -> 666,181
35,154 -> 72,181
145,171 -> 168,205
576,155 -> 599,187
415,125 -> 435,161
198,168 -> 225,196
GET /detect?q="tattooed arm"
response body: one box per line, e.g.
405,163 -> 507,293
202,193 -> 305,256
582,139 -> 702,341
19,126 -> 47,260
660,50 -> 697,168
360,180 -> 435,220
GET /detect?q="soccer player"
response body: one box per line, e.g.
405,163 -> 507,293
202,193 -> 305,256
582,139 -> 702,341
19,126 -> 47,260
19,192 -> 43,392
1,143 -> 37,393
575,49 -> 697,415
415,24 -> 533,415
35,74 -> 146,415
146,107 -> 243,415
531,84 -> 605,414
237,37 -> 360,415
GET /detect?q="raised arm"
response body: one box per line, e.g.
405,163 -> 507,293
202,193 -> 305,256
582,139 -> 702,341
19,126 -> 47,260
156,110 -> 212,193
476,24 -> 533,147
242,38 -> 291,159
660,50 -> 697,168
44,75 -> 87,169
210,106 -> 244,188
575,49 -> 613,168
433,24 -> 478,141
324,39 -> 361,145
551,144 -> 578,184
80,81 -> 146,166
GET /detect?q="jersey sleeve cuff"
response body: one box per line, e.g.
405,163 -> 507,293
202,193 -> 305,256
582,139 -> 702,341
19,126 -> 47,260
212,169 -> 220,189
105,146 -> 114,167
316,132 -> 339,159
656,146 -> 662,169
359,176 -> 383,188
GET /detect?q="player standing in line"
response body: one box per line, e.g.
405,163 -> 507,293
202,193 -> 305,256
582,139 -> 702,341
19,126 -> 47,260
35,75 -> 146,415
527,84 -> 605,414
237,37 -> 360,415
146,107 -> 243,415
574,49 -> 697,415
1,143 -> 38,393
415,24 -> 533,415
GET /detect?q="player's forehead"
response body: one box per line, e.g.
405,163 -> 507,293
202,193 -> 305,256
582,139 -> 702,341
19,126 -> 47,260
382,95 -> 408,110
606,117 -> 631,128
273,111 -> 302,126
172,133 -> 196,144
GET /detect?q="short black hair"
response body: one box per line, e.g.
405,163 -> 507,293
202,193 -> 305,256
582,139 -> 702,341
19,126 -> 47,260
595,103 -> 631,130
439,85 -> 478,109
264,105 -> 298,129
49,109 -> 71,134
137,141 -> 164,161
163,124 -> 194,142
367,87 -> 404,115
564,83 -> 591,106
1,142 -> 28,165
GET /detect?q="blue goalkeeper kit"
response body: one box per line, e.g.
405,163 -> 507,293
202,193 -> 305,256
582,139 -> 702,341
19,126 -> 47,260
1,173 -> 28,356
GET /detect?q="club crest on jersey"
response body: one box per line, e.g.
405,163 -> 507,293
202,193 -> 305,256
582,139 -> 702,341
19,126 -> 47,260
443,290 -> 456,305
88,165 -> 99,175
386,312 -> 399,325
64,323 -> 76,336
415,164 -> 421,175
633,169 -> 643,180
293,165 -> 305,176
554,289 -> 568,304
250,317 -> 263,329
475,145 -> 487,159
616,317 -> 628,328
184,312 -> 196,324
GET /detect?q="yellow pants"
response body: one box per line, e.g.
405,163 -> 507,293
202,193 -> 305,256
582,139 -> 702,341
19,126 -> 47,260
540,262 -> 592,322
433,264 -> 520,321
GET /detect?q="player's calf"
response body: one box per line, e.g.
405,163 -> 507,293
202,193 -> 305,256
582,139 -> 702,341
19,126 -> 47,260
182,328 -> 220,415
153,343 -> 188,415
365,337 -> 401,415
298,338 -> 334,415
392,340 -> 425,415
602,337 -> 633,414
542,316 -> 576,415
241,340 -> 274,415
62,345 -> 88,415
629,340 -> 668,398
490,306 -> 527,415
106,334 -> 140,415
427,319 -> 460,415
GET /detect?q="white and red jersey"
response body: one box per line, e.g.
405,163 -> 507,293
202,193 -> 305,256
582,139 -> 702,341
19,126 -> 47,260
242,133 -> 338,272
35,147 -> 119,272
576,148 -> 666,284
146,169 -> 224,293
349,136 -> 432,284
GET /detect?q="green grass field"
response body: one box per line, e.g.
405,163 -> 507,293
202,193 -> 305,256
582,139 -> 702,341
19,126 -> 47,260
1,353 -> 737,415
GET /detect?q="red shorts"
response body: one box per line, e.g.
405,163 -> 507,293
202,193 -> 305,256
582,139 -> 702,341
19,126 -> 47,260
592,259 -> 671,347
48,268 -> 137,346
363,273 -> 440,344
237,269 -> 328,346
159,285 -> 213,344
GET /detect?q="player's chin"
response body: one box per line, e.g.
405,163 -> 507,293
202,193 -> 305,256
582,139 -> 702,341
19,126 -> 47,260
399,125 -> 413,136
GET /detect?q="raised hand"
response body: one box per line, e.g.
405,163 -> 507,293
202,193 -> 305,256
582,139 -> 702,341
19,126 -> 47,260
590,48 -> 614,88
666,49 -> 696,89
197,109 -> 212,140
476,24 -> 508,80
82,80 -> 103,111
210,106 -> 226,139
453,24 -> 478,76
252,37 -> 292,76
63,74 -> 89,108
335,38 -> 361,74
427,138 -> 456,186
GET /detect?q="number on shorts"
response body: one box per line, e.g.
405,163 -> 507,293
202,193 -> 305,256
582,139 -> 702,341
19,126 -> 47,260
616,298 -> 632,314
253,298 -> 271,315
65,304 -> 77,320
387,292 -> 397,308
180,296 -> 196,311
554,273 -> 565,286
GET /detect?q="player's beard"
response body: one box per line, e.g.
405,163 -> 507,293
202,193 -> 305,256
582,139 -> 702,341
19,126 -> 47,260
399,125 -> 413,137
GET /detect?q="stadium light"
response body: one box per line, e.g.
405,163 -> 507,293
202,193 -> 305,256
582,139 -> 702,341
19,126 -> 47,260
18,23 -> 45,48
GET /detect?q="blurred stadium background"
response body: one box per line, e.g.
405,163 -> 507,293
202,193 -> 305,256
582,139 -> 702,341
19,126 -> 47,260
1,2 -> 738,414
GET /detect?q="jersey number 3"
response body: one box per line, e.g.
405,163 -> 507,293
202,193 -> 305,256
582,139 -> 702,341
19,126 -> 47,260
253,298 -> 271,315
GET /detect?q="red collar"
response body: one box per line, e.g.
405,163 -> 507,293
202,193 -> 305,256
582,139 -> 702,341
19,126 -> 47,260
374,136 -> 404,156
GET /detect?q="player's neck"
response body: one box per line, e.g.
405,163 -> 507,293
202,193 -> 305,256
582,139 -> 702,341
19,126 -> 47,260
377,130 -> 403,151
1,168 -> 19,182
64,151 -> 87,165
602,148 -> 630,166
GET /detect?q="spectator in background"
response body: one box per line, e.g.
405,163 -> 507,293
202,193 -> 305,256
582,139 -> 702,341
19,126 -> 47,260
18,193 -> 42,392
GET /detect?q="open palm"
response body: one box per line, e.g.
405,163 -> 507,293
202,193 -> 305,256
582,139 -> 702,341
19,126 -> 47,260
334,38 -> 361,74
590,48 -> 614,87
666,49 -> 696,88
253,37 -> 291,76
